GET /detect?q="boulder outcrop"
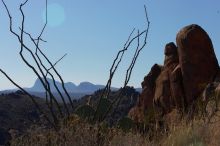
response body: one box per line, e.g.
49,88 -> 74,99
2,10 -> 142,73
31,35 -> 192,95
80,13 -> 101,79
154,42 -> 184,115
129,64 -> 162,122
129,24 -> 219,123
176,24 -> 219,105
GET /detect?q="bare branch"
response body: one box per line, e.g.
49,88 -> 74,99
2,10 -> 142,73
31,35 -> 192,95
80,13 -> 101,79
1,0 -> 70,127
46,53 -> 67,74
37,0 -> 48,43
19,0 -> 63,120
18,2 -> 71,116
1,0 -> 20,40
93,29 -> 135,120
99,5 -> 150,122
31,1 -> 74,109
36,47 -> 75,110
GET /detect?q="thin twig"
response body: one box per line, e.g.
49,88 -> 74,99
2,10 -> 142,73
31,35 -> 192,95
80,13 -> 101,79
100,5 -> 150,121
19,0 -> 63,121
1,0 -> 65,127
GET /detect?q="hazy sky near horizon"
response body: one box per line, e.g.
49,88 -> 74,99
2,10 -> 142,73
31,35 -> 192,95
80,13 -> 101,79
0,0 -> 220,90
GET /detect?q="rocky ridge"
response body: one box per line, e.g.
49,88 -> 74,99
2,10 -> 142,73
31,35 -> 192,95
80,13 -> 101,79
129,24 -> 220,124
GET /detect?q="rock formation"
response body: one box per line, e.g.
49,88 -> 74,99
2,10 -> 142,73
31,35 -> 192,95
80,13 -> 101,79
176,24 -> 219,105
154,42 -> 185,116
141,64 -> 163,109
129,24 -> 219,123
129,64 -> 162,122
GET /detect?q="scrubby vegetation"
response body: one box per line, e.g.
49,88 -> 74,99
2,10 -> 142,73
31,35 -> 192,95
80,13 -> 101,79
1,0 -> 220,145
9,113 -> 220,146
9,96 -> 220,146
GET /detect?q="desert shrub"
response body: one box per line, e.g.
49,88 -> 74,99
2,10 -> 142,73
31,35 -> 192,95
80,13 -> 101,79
94,98 -> 112,121
10,92 -> 220,146
117,117 -> 134,132
74,105 -> 95,121
10,114 -> 154,146
74,97 -> 112,123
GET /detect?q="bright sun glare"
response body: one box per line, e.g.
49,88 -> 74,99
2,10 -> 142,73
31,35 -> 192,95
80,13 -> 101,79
42,3 -> 65,27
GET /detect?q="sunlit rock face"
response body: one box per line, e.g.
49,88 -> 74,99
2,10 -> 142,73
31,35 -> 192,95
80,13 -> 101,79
176,24 -> 219,105
129,24 -> 220,123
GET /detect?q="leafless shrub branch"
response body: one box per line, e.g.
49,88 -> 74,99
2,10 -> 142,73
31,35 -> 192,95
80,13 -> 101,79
94,5 -> 150,122
1,0 -> 74,127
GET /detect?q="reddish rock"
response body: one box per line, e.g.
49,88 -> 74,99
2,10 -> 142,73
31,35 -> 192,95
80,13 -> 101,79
128,64 -> 162,122
154,42 -> 181,114
176,24 -> 219,105
128,106 -> 144,123
170,65 -> 185,109
141,64 -> 163,109
129,24 -> 219,124
202,68 -> 220,102
154,69 -> 172,114
164,42 -> 179,67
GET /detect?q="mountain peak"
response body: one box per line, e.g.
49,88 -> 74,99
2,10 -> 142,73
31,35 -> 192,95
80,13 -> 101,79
78,81 -> 94,86
29,78 -> 104,94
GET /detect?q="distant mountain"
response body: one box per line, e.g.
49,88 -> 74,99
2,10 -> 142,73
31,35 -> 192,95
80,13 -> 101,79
26,78 -> 106,94
0,78 -> 141,100
77,82 -> 104,93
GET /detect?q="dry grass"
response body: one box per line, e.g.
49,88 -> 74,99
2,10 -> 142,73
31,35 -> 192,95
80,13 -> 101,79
159,107 -> 220,146
10,115 -> 152,146
10,104 -> 220,146
162,120 -> 206,146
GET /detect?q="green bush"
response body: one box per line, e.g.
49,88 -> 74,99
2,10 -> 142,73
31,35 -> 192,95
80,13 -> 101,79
117,117 -> 134,132
94,98 -> 112,121
75,105 -> 95,120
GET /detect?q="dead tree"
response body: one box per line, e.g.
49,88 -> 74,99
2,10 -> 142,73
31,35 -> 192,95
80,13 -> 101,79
0,0 -> 74,129
94,5 -> 150,122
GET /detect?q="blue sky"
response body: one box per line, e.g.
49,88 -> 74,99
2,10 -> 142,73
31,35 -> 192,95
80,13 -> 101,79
0,0 -> 220,90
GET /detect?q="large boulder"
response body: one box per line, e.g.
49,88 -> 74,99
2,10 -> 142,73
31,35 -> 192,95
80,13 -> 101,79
176,24 -> 219,105
129,24 -> 219,124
